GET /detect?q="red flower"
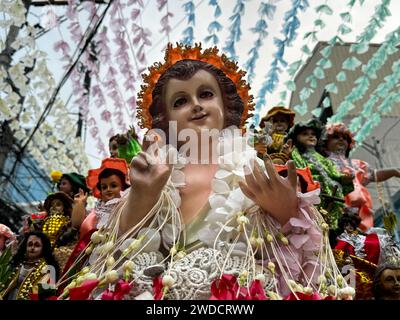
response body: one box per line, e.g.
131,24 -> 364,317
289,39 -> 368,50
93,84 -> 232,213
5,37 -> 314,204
101,280 -> 133,300
210,274 -> 240,300
210,275 -> 268,300
69,279 -> 100,300
153,276 -> 164,300
285,291 -> 321,300
245,280 -> 267,300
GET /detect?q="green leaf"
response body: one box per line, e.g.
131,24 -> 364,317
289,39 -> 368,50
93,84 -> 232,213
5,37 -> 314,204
342,57 -> 362,71
309,77 -> 317,89
321,46 -> 332,58
348,0 -> 356,7
350,42 -> 369,54
303,31 -> 317,42
313,66 -> 325,79
323,96 -> 331,108
311,108 -> 322,117
340,12 -> 352,23
285,80 -> 296,91
336,71 -> 347,82
317,58 -> 332,69
288,60 -> 302,76
314,19 -> 325,29
294,103 -> 308,116
300,87 -> 313,101
301,45 -> 311,55
315,4 -> 333,15
325,83 -> 338,94
279,91 -> 287,101
337,24 -> 352,35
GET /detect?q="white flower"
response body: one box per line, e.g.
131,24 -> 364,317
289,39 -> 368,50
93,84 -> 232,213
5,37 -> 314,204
106,256 -> 115,269
123,261 -> 135,273
170,246 -> 177,256
100,241 -> 114,255
267,262 -> 275,273
209,194 -> 227,209
211,179 -> 231,194
254,274 -> 266,284
214,169 -> 233,183
90,231 -> 104,244
327,285 -> 337,296
162,275 -> 175,288
81,267 -> 90,275
317,275 -> 327,285
84,273 -> 98,281
236,215 -> 249,225
303,287 -> 313,295
105,270 -> 119,283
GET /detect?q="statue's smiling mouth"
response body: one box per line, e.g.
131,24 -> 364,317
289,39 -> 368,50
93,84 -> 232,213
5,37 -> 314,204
191,113 -> 208,121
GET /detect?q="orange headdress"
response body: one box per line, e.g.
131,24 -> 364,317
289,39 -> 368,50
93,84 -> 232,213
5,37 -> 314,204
137,43 -> 255,129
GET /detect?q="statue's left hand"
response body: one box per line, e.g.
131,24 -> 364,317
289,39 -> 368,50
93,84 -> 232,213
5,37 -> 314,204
239,158 -> 299,225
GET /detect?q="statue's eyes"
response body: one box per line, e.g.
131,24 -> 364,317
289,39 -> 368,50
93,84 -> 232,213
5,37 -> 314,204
200,90 -> 213,99
173,97 -> 187,108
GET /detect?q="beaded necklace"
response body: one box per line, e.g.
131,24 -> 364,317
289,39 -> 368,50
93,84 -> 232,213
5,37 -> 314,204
16,258 -> 47,300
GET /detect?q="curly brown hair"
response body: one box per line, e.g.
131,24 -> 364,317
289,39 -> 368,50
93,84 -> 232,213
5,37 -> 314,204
149,60 -> 244,141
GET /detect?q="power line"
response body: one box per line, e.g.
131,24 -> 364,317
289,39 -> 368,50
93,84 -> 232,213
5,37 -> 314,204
5,0 -> 114,182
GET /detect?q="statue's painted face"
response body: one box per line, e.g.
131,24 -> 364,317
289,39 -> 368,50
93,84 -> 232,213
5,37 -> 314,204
380,268 -> 400,299
326,133 -> 349,154
165,70 -> 225,141
109,139 -> 119,158
99,174 -> 123,203
297,128 -> 318,148
59,177 -> 72,195
271,114 -> 290,134
26,235 -> 43,261
50,199 -> 64,215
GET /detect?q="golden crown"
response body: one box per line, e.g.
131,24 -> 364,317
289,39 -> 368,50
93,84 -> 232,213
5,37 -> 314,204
136,43 -> 255,129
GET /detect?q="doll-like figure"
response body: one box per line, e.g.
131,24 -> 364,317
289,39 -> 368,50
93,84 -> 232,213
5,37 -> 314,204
59,158 -> 130,283
373,261 -> 400,300
0,231 -> 59,300
57,172 -> 89,199
320,123 -> 400,231
335,211 -> 400,266
42,192 -> 74,247
288,119 -> 354,231
40,192 -> 80,271
59,44 -> 349,301
109,126 -> 142,163
256,106 -> 296,164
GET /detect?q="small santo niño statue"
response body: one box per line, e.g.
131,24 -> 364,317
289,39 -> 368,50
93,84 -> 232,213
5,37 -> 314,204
373,259 -> 400,300
0,231 -> 59,300
257,106 -> 296,164
320,122 -> 400,231
287,119 -> 354,232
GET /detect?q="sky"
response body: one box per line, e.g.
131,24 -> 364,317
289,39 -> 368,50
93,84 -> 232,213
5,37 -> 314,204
26,0 -> 400,168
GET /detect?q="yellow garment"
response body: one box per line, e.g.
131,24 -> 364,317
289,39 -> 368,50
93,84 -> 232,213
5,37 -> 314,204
268,133 -> 286,154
